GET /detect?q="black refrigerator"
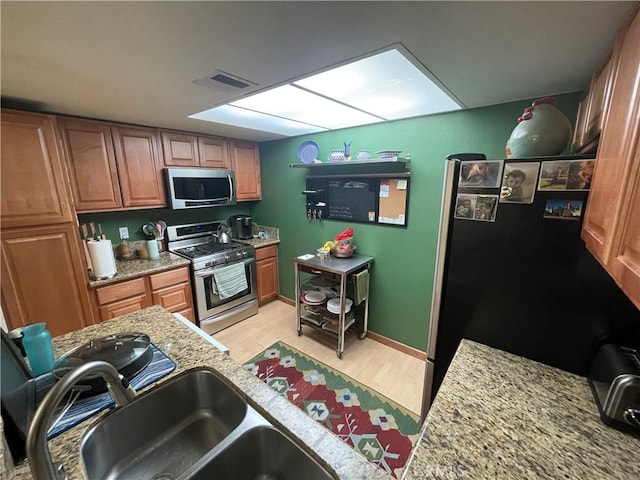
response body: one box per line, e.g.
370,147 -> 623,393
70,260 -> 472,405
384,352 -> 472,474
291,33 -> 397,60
421,154 -> 640,417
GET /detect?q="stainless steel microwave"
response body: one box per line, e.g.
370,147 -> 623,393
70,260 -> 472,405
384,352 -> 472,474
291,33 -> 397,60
165,168 -> 236,209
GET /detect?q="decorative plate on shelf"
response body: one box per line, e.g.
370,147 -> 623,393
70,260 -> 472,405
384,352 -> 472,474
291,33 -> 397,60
297,140 -> 320,164
376,150 -> 403,158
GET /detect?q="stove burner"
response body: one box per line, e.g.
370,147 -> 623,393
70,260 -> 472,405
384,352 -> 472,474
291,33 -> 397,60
174,241 -> 240,259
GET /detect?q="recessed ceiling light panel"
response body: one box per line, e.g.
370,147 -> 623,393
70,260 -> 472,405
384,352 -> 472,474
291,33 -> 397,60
189,105 -> 326,136
294,49 -> 461,119
190,47 -> 461,136
231,85 -> 383,130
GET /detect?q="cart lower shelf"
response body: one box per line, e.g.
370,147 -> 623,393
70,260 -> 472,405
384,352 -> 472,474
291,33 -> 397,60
297,317 -> 366,358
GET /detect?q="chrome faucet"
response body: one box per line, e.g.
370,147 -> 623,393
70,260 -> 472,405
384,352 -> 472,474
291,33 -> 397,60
26,360 -> 137,480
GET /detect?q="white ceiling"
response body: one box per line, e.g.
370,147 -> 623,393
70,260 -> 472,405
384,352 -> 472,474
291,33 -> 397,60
1,1 -> 632,142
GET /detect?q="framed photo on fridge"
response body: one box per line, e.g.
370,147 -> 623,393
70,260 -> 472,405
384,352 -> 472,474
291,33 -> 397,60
499,162 -> 541,204
458,160 -> 504,188
538,160 -> 595,191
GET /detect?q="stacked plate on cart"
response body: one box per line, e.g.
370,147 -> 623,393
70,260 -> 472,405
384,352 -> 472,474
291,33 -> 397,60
301,291 -> 326,305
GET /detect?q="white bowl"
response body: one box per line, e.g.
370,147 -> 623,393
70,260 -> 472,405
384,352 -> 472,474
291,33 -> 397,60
327,297 -> 353,314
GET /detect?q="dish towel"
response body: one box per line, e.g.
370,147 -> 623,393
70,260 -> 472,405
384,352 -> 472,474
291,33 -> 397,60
354,269 -> 369,306
213,262 -> 248,299
46,344 -> 176,439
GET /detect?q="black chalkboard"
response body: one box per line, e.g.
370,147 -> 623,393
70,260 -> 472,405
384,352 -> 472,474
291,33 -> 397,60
327,178 -> 378,222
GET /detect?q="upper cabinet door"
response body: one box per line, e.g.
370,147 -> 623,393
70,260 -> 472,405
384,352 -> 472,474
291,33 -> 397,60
1,110 -> 74,228
582,5 -> 640,308
198,135 -> 230,169
58,117 -> 123,211
112,126 -> 167,208
161,130 -> 199,167
230,139 -> 261,201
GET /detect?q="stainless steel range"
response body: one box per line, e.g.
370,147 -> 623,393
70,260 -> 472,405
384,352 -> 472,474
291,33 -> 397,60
166,221 -> 258,334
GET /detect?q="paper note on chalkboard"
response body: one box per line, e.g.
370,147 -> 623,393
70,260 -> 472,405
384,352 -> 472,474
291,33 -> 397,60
378,179 -> 408,225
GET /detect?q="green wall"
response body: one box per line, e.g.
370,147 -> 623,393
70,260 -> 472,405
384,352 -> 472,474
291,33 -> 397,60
253,93 -> 581,351
78,204 -> 255,243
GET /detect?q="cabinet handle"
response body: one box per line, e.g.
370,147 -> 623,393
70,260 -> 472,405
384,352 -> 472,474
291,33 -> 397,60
311,269 -> 322,274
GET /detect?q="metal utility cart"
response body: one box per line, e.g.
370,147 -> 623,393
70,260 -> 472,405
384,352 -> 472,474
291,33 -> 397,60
293,253 -> 374,358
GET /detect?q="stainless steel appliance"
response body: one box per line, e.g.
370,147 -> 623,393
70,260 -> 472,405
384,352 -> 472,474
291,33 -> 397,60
167,221 -> 257,334
229,214 -> 253,239
588,344 -> 640,432
164,168 -> 236,209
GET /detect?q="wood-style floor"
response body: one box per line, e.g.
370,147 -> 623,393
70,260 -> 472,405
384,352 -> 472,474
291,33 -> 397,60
214,300 -> 425,415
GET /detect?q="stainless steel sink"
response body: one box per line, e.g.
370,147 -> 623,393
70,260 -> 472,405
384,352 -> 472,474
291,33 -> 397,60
185,425 -> 336,480
80,369 -> 247,480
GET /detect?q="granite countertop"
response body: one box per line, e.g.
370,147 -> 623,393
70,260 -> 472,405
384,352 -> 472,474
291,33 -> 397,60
89,225 -> 280,288
7,306 -> 388,480
403,340 -> 640,479
236,224 -> 280,249
237,237 -> 280,249
88,252 -> 191,288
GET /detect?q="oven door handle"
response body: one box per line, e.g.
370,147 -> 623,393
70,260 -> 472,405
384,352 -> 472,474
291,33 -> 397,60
194,258 -> 254,277
194,268 -> 217,278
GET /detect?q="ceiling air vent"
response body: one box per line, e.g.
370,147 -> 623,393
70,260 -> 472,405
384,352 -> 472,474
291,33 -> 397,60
193,70 -> 257,92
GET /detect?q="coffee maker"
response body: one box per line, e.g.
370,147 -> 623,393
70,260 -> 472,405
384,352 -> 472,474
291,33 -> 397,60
229,215 -> 253,239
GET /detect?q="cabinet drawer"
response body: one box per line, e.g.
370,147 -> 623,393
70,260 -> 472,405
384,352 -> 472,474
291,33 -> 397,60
255,244 -> 277,261
149,266 -> 190,291
95,277 -> 147,305
297,263 -> 340,280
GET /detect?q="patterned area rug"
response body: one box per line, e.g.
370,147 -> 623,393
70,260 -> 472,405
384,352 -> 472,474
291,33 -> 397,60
243,341 -> 421,478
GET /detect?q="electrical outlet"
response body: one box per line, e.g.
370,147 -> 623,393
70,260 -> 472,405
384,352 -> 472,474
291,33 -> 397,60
119,227 -> 129,240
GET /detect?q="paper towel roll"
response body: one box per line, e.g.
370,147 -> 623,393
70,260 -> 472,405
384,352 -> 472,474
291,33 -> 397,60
87,240 -> 117,279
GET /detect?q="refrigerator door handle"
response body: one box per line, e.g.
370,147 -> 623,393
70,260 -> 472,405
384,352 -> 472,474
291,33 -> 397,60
426,159 -> 458,359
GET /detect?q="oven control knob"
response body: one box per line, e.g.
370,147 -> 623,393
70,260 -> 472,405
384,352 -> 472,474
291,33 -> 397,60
224,254 -> 230,262
236,251 -> 242,258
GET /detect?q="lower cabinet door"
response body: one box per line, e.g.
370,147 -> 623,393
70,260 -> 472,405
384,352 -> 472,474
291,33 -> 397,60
151,282 -> 193,314
256,256 -> 279,305
1,223 -> 95,337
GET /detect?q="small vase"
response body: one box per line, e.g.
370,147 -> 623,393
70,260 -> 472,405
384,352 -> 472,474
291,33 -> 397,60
506,97 -> 572,158
343,141 -> 352,161
22,322 -> 55,376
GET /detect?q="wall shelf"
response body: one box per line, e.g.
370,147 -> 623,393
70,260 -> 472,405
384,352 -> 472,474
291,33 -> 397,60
290,158 -> 410,169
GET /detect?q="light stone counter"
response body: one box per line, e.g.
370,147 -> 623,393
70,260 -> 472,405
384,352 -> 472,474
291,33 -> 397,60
7,306 -> 389,480
88,251 -> 190,288
403,340 -> 640,480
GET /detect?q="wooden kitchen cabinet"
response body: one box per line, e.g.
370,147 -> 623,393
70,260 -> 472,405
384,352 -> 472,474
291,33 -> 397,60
255,244 -> 279,305
582,4 -> 640,309
161,130 -> 230,169
59,117 -> 166,212
112,125 -> 166,208
230,139 -> 262,201
572,49 -> 618,154
95,277 -> 151,321
160,130 -> 199,167
1,110 -> 74,228
1,223 -> 95,337
57,117 -> 123,211
149,267 -> 194,318
198,135 -> 230,169
93,266 -> 194,322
